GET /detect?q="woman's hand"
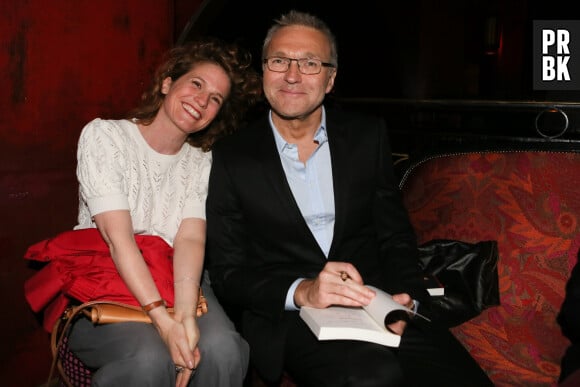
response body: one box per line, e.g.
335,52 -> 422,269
175,347 -> 200,387
170,218 -> 205,386
174,315 -> 201,387
182,314 -> 201,359
151,311 -> 200,386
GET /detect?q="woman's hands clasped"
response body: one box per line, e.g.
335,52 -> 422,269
152,311 -> 201,387
175,315 -> 201,387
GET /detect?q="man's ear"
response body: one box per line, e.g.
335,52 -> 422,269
325,69 -> 337,94
161,77 -> 172,94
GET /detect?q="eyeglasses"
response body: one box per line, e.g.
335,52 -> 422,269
263,57 -> 335,75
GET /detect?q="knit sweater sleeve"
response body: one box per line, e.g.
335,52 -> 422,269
182,149 -> 212,221
76,118 -> 130,218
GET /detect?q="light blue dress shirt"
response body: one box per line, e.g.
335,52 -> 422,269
271,108 -> 419,313
269,108 -> 335,310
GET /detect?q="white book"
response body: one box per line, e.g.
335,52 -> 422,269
427,287 -> 445,296
424,274 -> 445,296
299,285 -> 429,348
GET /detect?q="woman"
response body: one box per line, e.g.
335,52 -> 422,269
67,38 -> 261,387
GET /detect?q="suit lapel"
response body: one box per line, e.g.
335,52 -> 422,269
256,120 -> 323,252
253,111 -> 352,259
256,125 -> 292,206
326,112 -> 351,259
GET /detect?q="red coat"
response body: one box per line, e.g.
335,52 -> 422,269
24,228 -> 175,332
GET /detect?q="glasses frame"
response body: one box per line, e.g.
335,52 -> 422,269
263,57 -> 335,75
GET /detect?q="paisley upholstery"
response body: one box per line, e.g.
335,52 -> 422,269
400,151 -> 580,386
57,150 -> 579,386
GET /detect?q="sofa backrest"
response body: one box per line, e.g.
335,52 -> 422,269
399,150 -> 580,386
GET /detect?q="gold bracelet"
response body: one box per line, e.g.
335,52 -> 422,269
142,299 -> 165,313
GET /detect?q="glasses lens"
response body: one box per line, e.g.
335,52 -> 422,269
266,57 -> 325,74
298,59 -> 321,75
267,58 -> 288,72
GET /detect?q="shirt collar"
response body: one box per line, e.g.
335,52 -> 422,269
270,107 -> 328,153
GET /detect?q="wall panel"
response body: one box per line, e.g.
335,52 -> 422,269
0,1 -> 203,384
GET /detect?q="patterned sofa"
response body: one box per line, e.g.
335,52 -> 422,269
399,147 -> 580,386
53,147 -> 579,387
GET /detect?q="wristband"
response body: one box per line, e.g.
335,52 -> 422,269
142,299 -> 165,313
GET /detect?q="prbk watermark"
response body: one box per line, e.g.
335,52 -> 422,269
533,20 -> 580,90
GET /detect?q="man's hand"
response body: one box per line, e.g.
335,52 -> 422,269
294,261 -> 375,308
386,293 -> 415,335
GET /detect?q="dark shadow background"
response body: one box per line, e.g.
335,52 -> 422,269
177,0 -> 580,159
178,0 -> 580,102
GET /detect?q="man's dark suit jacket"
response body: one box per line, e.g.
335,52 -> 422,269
558,252 -> 580,383
206,107 -> 430,381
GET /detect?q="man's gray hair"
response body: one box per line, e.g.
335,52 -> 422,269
262,10 -> 338,67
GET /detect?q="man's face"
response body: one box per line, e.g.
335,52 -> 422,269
262,25 -> 336,120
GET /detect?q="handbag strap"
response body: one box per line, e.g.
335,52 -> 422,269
48,300 -> 151,385
48,301 -> 106,386
47,291 -> 208,385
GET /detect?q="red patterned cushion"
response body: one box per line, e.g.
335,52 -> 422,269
401,151 -> 580,386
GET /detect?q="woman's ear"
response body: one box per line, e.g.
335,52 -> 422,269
161,77 -> 172,94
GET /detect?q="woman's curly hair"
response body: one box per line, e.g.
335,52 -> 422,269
128,37 -> 262,151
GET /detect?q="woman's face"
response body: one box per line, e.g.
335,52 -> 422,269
160,62 -> 231,134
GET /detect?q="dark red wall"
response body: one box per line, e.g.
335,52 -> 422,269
0,1 -> 201,385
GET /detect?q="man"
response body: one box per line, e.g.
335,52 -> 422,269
558,253 -> 580,385
207,10 -> 492,387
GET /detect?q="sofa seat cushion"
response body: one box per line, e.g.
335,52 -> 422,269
450,305 -> 567,385
400,151 -> 580,386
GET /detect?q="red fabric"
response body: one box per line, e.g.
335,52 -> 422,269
24,228 -> 175,332
401,151 -> 580,387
